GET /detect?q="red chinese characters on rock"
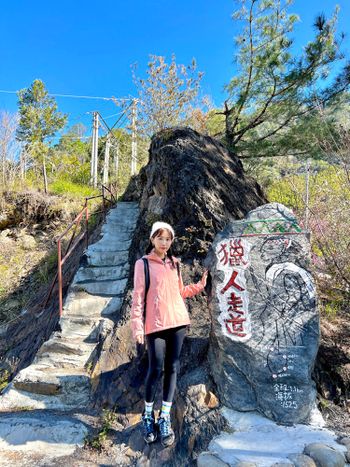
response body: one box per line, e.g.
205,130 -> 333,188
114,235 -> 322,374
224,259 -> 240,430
220,270 -> 244,294
219,241 -> 248,338
218,239 -> 247,267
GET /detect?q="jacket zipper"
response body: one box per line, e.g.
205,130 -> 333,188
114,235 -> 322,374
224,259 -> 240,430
165,261 -> 176,326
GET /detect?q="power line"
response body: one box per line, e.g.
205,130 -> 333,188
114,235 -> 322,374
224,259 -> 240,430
0,89 -> 134,102
110,101 -> 134,131
103,110 -> 126,119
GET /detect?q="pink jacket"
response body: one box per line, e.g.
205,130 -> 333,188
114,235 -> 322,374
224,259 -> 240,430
130,249 -> 205,339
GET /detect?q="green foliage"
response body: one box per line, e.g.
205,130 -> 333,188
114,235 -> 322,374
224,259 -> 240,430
205,109 -> 226,137
0,369 -> 10,392
267,175 -> 304,210
50,179 -> 98,198
222,0 -> 348,159
322,301 -> 340,320
132,53 -> 204,137
16,79 -> 67,145
15,79 -> 68,193
84,409 -> 117,451
105,128 -> 149,194
267,161 -> 350,297
36,250 -> 58,285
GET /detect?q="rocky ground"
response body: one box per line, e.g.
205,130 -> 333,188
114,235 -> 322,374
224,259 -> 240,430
316,310 -> 350,436
0,190 -> 106,388
0,128 -> 349,466
0,190 -> 91,323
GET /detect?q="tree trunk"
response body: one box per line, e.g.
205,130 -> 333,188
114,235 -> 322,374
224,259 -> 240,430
20,150 -> 25,180
42,153 -> 48,194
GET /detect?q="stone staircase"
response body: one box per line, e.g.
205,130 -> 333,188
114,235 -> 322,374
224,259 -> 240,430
0,202 -> 139,464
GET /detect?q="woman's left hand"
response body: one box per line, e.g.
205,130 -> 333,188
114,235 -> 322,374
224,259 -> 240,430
200,269 -> 208,287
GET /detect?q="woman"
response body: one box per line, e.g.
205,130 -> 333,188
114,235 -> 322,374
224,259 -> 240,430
130,221 -> 208,446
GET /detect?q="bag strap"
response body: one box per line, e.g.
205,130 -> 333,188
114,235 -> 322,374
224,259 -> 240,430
142,258 -> 150,320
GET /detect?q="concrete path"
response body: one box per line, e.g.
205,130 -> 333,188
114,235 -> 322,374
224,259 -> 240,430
0,202 -> 139,464
199,407 -> 349,467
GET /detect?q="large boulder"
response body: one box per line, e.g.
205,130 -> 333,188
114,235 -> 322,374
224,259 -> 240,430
94,127 -> 266,464
205,202 -> 319,424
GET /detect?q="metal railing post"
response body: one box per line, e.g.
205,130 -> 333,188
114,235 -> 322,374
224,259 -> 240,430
43,184 -> 118,318
57,239 -> 63,317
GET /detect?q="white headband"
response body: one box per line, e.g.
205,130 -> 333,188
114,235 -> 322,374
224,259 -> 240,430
150,221 -> 175,239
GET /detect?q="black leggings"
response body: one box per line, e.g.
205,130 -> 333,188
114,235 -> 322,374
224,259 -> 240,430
145,325 -> 187,403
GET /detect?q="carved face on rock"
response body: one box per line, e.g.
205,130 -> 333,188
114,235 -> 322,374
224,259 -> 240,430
260,237 -> 291,262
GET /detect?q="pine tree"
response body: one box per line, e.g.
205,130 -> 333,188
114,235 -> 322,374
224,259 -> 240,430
16,79 -> 67,193
221,0 -> 350,159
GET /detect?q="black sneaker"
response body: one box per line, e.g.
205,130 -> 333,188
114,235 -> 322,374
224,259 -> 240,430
157,415 -> 175,447
141,410 -> 157,444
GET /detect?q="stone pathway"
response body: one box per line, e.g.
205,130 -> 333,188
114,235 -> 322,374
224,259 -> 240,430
198,407 -> 350,467
0,202 -> 139,465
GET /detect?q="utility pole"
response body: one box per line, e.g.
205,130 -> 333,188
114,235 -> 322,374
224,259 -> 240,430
131,99 -> 137,175
90,112 -> 99,188
114,141 -> 120,178
103,133 -> 111,185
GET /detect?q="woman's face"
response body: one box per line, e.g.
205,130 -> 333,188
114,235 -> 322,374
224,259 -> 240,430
151,229 -> 173,256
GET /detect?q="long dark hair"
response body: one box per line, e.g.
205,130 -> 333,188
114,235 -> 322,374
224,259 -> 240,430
145,228 -> 176,268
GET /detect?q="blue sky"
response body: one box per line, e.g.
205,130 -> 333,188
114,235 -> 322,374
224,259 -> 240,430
0,1 -> 349,137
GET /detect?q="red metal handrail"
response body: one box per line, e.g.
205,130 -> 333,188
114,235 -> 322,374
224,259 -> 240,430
43,182 -> 118,317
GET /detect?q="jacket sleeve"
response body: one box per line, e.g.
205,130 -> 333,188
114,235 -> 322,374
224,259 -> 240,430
177,261 -> 205,299
130,259 -> 145,340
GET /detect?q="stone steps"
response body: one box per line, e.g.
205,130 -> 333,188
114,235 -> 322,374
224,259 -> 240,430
101,222 -> 135,234
33,351 -> 93,370
62,291 -> 123,317
0,201 -> 139,415
85,250 -> 129,267
59,316 -> 104,341
87,239 -> 132,252
73,264 -> 129,283
13,365 -> 90,396
71,277 -> 128,296
36,335 -> 97,357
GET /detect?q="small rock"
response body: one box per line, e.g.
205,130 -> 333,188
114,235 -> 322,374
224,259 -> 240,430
271,464 -> 293,467
187,384 -> 219,409
0,236 -> 13,246
0,229 -> 10,237
235,462 -> 258,467
188,383 -> 207,405
124,446 -> 137,458
197,452 -> 230,466
126,412 -> 142,427
288,453 -> 317,467
205,390 -> 220,408
304,443 -> 345,467
3,299 -> 21,311
338,437 -> 350,448
136,453 -> 150,467
19,234 -> 36,249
